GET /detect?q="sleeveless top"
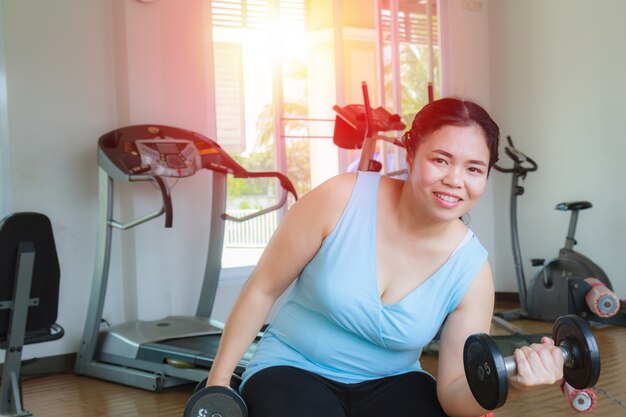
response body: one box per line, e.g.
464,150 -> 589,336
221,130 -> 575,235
241,172 -> 488,385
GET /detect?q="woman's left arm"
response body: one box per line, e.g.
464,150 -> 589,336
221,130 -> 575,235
436,261 -> 566,417
435,261 -> 495,417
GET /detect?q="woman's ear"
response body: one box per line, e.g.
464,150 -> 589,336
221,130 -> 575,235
402,130 -> 413,171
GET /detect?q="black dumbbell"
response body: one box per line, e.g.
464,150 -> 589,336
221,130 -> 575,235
463,314 -> 601,410
183,376 -> 248,417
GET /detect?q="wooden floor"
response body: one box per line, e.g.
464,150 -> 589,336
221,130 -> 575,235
16,315 -> 626,417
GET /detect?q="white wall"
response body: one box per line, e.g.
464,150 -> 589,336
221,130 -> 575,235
488,0 -> 626,297
1,0 -> 118,358
0,3 -> 10,217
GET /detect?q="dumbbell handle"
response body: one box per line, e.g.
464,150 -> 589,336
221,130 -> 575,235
502,341 -> 574,376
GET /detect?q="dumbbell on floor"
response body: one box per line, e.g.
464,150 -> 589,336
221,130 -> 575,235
463,314 -> 601,410
183,376 -> 247,417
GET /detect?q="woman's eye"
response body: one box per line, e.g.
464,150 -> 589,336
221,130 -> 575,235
468,167 -> 485,175
434,158 -> 447,165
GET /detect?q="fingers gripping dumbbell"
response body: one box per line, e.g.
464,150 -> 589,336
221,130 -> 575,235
183,377 -> 248,417
463,315 -> 601,410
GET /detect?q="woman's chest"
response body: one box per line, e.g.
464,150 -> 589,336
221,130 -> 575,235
375,232 -> 453,305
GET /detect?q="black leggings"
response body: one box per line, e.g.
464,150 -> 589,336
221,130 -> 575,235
241,366 -> 449,417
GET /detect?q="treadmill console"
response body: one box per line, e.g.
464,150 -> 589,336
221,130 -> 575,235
98,124 -> 248,181
97,124 -> 298,202
135,139 -> 200,177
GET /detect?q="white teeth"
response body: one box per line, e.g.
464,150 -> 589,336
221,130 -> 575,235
435,193 -> 460,203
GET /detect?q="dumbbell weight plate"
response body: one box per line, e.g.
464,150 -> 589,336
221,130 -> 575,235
193,378 -> 209,395
552,314 -> 601,390
463,333 -> 509,410
184,386 -> 248,417
193,375 -> 243,394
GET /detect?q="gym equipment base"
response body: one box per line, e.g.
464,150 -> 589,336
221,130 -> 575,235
86,316 -> 256,391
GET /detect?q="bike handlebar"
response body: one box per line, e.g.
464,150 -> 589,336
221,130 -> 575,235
493,135 -> 538,174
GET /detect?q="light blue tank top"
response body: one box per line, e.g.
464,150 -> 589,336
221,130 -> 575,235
241,172 -> 488,385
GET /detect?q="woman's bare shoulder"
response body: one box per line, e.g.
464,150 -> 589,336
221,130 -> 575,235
301,172 -> 358,207
284,172 -> 358,237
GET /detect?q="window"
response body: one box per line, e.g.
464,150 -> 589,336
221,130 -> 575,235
211,0 -> 440,268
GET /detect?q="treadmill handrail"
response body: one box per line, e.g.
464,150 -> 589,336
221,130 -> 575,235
108,175 -> 173,230
222,171 -> 298,223
221,189 -> 288,223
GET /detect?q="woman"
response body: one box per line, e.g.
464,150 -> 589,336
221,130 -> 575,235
207,98 -> 564,417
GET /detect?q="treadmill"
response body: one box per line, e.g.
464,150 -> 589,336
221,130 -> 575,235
74,125 -> 297,391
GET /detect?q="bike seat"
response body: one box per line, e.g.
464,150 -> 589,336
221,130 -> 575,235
555,201 -> 592,211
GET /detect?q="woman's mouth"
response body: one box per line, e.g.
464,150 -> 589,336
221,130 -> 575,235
434,192 -> 462,207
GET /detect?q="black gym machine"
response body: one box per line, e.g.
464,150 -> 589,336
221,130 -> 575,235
494,136 -> 626,326
332,82 -> 407,178
0,213 -> 65,417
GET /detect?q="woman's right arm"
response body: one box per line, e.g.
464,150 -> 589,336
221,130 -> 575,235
206,173 -> 357,386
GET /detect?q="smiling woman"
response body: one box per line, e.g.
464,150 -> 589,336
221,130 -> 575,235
202,98 -> 507,417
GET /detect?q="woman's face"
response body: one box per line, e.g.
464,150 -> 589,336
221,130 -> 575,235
405,124 -> 490,222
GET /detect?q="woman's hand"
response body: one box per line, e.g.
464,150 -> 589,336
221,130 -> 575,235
509,337 -> 564,389
206,373 -> 232,388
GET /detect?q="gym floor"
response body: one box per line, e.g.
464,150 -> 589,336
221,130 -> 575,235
20,305 -> 626,417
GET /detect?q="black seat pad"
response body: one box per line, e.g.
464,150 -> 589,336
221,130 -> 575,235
555,201 -> 592,211
0,212 -> 60,342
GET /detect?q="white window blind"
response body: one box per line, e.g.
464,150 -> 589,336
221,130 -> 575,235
380,1 -> 438,46
212,0 -> 305,31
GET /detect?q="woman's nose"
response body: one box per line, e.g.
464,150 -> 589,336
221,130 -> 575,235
443,167 -> 463,187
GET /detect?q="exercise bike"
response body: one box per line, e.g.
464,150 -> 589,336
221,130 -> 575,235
494,136 -> 614,322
